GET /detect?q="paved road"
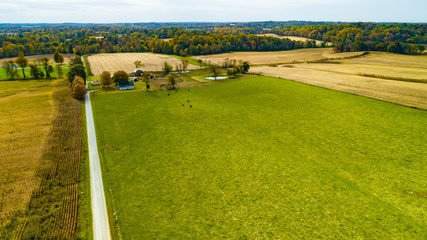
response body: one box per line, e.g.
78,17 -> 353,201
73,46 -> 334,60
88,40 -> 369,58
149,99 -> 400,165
85,90 -> 112,240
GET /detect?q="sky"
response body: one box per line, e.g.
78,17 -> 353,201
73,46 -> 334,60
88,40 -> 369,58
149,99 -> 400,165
1,0 -> 426,23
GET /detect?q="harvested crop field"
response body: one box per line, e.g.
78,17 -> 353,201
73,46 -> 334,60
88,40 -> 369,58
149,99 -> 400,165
257,33 -> 328,45
88,53 -> 201,75
0,79 -> 56,237
252,52 -> 427,109
195,48 -> 362,65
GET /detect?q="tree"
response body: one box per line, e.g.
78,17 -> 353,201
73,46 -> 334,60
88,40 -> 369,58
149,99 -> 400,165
209,64 -> 221,80
100,71 -> 113,88
112,70 -> 128,84
67,64 -> 86,83
73,46 -> 84,56
40,57 -> 53,77
166,74 -> 176,89
181,59 -> 189,71
162,61 -> 173,76
72,76 -> 87,99
15,52 -> 28,78
29,63 -> 44,79
240,61 -> 250,74
142,72 -> 151,90
3,60 -> 19,79
71,56 -> 83,66
53,51 -> 65,78
72,76 -> 85,89
134,60 -> 144,69
53,51 -> 65,65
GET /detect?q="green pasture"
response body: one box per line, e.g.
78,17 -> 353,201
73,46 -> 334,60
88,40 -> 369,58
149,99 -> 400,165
0,64 -> 69,80
92,76 -> 426,239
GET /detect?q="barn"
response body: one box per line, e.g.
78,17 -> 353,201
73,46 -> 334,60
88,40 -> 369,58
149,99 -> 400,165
134,68 -> 144,77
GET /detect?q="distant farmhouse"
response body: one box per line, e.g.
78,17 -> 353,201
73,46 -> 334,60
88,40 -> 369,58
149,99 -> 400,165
117,81 -> 134,90
134,68 -> 144,77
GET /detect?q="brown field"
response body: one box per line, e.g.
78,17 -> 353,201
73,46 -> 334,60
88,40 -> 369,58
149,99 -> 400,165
195,48 -> 362,65
88,53 -> 201,75
0,79 -> 85,239
251,52 -> 427,109
0,79 -> 56,237
0,53 -> 73,65
257,33 -> 329,45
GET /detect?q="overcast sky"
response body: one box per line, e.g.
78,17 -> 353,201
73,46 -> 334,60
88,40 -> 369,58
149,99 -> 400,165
1,0 -> 426,23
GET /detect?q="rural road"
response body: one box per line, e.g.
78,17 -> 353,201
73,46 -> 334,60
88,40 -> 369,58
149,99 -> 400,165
85,89 -> 112,240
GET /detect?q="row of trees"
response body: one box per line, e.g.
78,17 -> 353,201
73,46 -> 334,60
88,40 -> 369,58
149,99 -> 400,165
2,51 -> 65,79
1,23 -> 426,58
0,26 -> 319,58
273,22 -> 426,55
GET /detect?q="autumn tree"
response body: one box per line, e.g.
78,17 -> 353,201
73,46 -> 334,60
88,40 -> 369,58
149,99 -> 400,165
53,51 -> 65,65
240,61 -> 250,74
67,64 -> 86,83
142,72 -> 151,90
71,56 -> 83,66
162,61 -> 173,76
100,71 -> 113,88
209,63 -> 221,80
39,57 -> 54,77
181,59 -> 189,71
134,60 -> 144,69
3,60 -> 19,79
53,51 -> 65,77
29,63 -> 44,79
166,74 -> 176,89
15,52 -> 28,78
72,76 -> 87,99
112,70 -> 129,84
73,46 -> 84,56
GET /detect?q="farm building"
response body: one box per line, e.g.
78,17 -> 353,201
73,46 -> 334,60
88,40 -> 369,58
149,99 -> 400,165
134,68 -> 144,77
117,81 -> 135,90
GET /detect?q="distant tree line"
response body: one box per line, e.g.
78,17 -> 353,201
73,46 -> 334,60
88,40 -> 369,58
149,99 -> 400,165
0,22 -> 425,58
272,22 -> 426,54
0,26 -> 318,58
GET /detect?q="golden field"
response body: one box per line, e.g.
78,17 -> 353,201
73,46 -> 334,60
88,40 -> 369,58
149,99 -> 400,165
0,79 -> 56,224
88,52 -> 201,75
251,52 -> 427,109
195,48 -> 361,65
257,33 -> 329,45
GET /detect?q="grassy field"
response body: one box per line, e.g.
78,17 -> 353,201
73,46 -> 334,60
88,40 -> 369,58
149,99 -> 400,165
0,64 -> 70,80
87,53 -> 201,75
195,48 -> 362,65
252,52 -> 427,109
0,53 -> 73,66
92,76 -> 426,239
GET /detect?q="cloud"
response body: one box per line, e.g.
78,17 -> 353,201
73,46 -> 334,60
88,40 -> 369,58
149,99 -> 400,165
0,0 -> 426,23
